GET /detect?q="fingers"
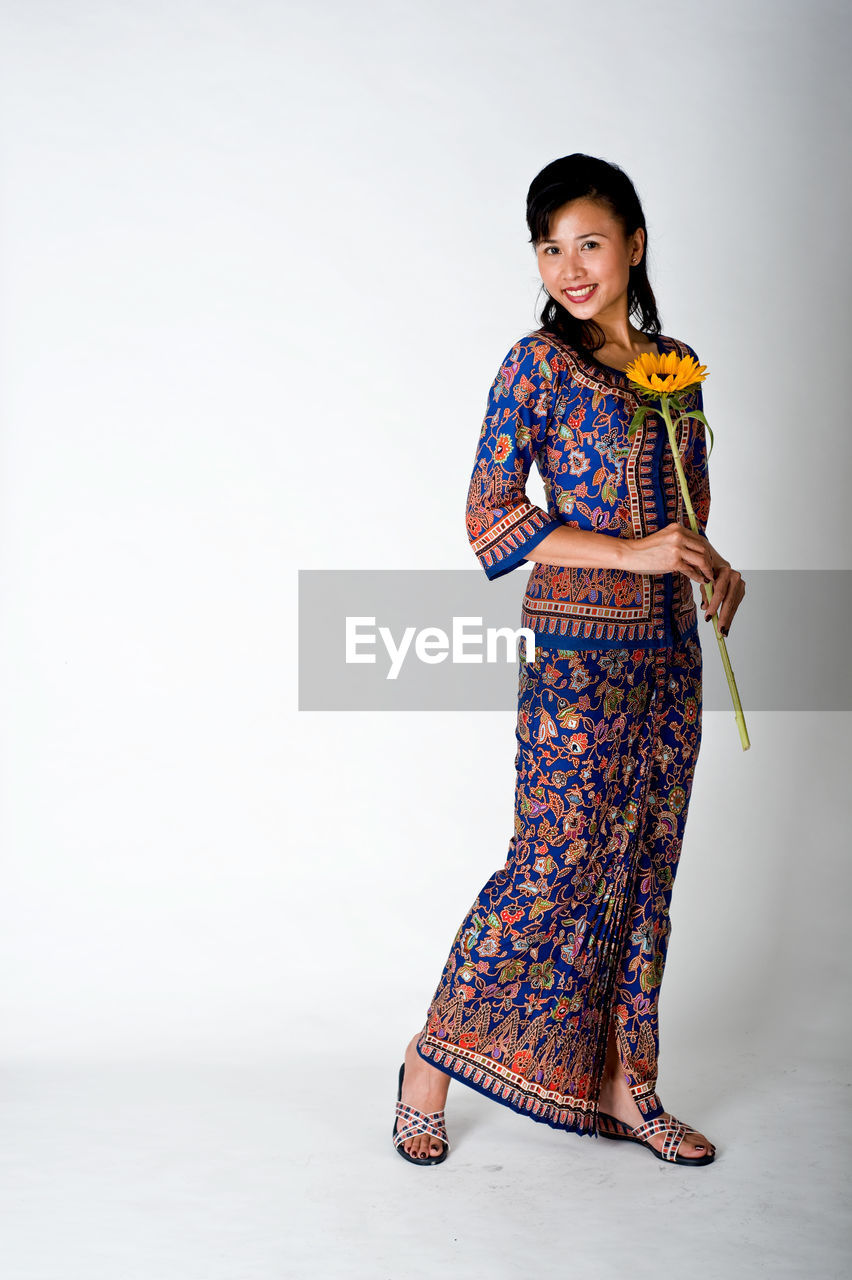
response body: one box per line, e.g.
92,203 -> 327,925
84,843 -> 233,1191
668,525 -> 716,585
664,528 -> 746,636
702,568 -> 746,636
679,546 -> 716,587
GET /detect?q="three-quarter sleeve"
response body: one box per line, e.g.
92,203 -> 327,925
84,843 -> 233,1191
682,345 -> 711,538
465,337 -> 563,580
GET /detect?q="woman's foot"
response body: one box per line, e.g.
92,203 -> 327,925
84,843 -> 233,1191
597,1020 -> 715,1160
398,1030 -> 451,1160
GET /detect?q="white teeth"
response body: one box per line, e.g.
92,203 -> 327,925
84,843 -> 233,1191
565,285 -> 596,298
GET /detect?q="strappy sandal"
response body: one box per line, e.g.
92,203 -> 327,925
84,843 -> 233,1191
392,1061 -> 450,1165
597,1094 -> 716,1165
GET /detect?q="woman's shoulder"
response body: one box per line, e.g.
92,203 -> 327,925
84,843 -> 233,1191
496,328 -> 559,359
662,333 -> 701,362
495,328 -> 578,376
484,331 -> 567,395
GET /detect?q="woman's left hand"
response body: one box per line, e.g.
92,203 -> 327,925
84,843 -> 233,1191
701,541 -> 746,637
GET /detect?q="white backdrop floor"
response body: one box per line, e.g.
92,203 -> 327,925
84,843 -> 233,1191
0,1037 -> 848,1280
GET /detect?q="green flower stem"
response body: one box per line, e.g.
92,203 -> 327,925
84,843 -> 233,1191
658,394 -> 751,752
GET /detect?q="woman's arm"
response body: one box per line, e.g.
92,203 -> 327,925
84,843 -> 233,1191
525,523 -> 715,585
523,525 -> 631,570
465,338 -> 563,580
527,344 -> 717,586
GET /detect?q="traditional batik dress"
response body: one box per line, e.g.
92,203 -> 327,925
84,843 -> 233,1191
415,328 -> 710,1139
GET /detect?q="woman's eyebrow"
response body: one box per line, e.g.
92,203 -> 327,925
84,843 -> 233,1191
540,231 -> 610,243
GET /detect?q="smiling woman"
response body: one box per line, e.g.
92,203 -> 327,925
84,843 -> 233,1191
393,153 -> 744,1170
534,188 -> 663,374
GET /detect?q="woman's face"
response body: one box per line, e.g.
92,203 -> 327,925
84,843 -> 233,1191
535,197 -> 644,327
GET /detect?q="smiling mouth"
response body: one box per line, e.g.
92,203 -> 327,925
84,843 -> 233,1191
564,284 -> 598,300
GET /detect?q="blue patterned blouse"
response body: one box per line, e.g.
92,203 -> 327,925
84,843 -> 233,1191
465,328 -> 711,651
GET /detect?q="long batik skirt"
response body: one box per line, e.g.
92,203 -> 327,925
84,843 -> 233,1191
416,633 -> 703,1140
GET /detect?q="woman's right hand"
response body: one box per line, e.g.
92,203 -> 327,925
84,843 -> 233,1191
626,522 -> 716,586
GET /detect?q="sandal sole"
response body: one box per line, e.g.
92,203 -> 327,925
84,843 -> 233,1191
598,1110 -> 716,1165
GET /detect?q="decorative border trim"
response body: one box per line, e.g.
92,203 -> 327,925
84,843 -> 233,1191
416,1031 -> 599,1136
473,502 -> 555,574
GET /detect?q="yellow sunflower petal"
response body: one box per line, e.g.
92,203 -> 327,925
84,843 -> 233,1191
623,349 -> 709,394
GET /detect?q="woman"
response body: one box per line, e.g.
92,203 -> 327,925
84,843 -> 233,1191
392,154 -> 745,1167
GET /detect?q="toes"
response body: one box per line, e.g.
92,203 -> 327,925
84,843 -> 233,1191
404,1135 -> 443,1160
648,1116 -> 715,1159
686,1132 -> 714,1156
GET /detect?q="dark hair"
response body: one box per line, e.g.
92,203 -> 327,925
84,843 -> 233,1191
526,153 -> 661,358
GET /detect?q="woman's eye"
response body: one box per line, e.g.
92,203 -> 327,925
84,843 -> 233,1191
581,240 -> 599,250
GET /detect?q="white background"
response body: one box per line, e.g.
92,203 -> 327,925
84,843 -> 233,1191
0,1 -> 849,1277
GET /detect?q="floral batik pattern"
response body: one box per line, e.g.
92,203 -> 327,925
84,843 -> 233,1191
416,634 -> 703,1139
464,330 -> 711,650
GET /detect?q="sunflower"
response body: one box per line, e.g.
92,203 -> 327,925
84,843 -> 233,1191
622,345 -> 748,749
625,350 -> 708,394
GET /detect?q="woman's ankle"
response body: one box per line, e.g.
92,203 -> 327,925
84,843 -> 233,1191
599,1069 -> 622,1089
